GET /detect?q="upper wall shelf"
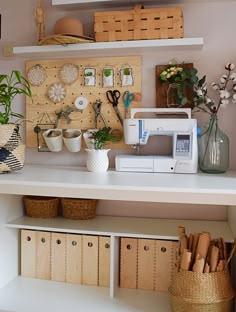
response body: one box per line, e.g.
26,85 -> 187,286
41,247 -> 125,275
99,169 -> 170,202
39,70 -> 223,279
13,38 -> 204,58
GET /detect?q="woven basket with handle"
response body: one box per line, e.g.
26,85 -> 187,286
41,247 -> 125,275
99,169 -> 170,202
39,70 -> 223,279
61,198 -> 97,220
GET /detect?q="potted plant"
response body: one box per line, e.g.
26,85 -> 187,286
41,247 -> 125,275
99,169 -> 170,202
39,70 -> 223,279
84,69 -> 96,86
84,127 -> 120,172
121,67 -> 133,86
103,68 -> 114,87
0,70 -> 32,173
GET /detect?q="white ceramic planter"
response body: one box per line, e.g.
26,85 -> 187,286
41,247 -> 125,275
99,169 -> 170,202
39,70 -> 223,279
43,129 -> 63,152
103,75 -> 113,87
63,129 -> 82,152
122,74 -> 133,86
85,76 -> 95,86
85,149 -> 110,172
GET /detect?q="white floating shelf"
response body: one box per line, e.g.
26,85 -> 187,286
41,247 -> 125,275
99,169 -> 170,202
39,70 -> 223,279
6,215 -> 234,242
13,38 -> 204,58
0,277 -> 171,312
1,165 -> 236,205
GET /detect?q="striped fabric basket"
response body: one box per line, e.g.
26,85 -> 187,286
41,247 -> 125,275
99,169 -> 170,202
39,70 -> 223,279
0,124 -> 25,173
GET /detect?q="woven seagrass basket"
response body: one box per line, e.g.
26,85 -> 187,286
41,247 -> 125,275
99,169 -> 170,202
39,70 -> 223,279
23,196 -> 59,218
169,269 -> 235,312
61,198 -> 97,220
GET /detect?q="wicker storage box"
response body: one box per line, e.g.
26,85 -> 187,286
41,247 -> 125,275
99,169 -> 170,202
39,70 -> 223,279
169,270 -> 235,312
23,196 -> 59,218
94,5 -> 184,42
61,198 -> 97,220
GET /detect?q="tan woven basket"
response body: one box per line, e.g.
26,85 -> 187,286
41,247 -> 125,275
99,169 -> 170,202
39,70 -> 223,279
61,198 -> 97,220
23,196 -> 59,218
169,270 -> 235,312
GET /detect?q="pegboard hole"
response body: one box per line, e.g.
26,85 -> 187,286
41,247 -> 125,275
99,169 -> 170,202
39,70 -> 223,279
56,239 -> 61,245
144,245 -> 149,251
105,243 -> 110,249
88,242 -> 93,247
41,238 -> 46,243
26,236 -> 31,241
161,247 -> 167,252
126,244 -> 132,250
72,241 -> 77,246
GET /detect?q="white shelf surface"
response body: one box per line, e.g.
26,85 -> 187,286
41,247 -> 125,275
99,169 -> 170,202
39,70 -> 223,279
12,38 -> 203,58
0,277 -> 171,312
1,164 -> 236,205
6,216 -> 234,242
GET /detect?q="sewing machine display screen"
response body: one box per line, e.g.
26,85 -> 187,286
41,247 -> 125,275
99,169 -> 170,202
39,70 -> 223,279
175,134 -> 191,157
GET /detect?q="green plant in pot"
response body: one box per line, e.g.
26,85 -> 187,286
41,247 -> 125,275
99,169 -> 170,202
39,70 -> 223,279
122,67 -> 133,86
84,127 -> 121,172
103,69 -> 112,78
103,68 -> 114,87
0,70 -> 32,173
84,70 -> 95,86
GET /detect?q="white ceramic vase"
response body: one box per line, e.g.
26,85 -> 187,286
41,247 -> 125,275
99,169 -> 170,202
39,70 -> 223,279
85,149 -> 110,172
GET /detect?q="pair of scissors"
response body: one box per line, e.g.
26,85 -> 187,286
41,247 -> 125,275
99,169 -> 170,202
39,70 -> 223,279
122,90 -> 135,119
106,89 -> 123,126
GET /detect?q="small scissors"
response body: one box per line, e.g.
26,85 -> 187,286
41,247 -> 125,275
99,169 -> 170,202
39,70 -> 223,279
122,90 -> 135,119
106,89 -> 123,126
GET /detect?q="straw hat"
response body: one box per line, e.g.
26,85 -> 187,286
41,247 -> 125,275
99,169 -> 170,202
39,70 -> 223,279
39,17 -> 94,45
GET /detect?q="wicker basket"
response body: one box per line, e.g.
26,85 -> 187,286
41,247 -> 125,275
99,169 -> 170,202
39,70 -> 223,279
23,196 -> 59,218
94,5 -> 184,42
61,198 -> 97,220
169,270 -> 235,312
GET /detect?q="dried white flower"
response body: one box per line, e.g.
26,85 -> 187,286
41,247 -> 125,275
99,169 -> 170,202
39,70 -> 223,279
230,72 -> 236,81
225,62 -> 235,71
219,90 -> 231,99
211,82 -> 219,90
220,75 -> 228,83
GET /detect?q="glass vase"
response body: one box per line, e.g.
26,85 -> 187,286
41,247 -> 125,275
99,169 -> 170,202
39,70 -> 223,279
166,83 -> 180,108
198,115 -> 229,173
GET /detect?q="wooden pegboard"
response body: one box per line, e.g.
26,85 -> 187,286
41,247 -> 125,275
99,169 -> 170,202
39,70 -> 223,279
25,56 -> 142,149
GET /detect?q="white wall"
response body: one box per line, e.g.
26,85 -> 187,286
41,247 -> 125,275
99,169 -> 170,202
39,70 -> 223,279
0,0 -> 234,220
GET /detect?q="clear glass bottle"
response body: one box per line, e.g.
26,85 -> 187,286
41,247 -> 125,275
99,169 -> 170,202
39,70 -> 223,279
166,83 -> 180,108
198,114 -> 229,173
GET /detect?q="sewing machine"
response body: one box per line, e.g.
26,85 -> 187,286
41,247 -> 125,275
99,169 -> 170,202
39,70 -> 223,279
115,108 -> 198,173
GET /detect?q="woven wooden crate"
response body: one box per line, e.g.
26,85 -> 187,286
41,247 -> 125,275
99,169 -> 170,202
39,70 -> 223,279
94,5 -> 184,42
61,198 -> 97,220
